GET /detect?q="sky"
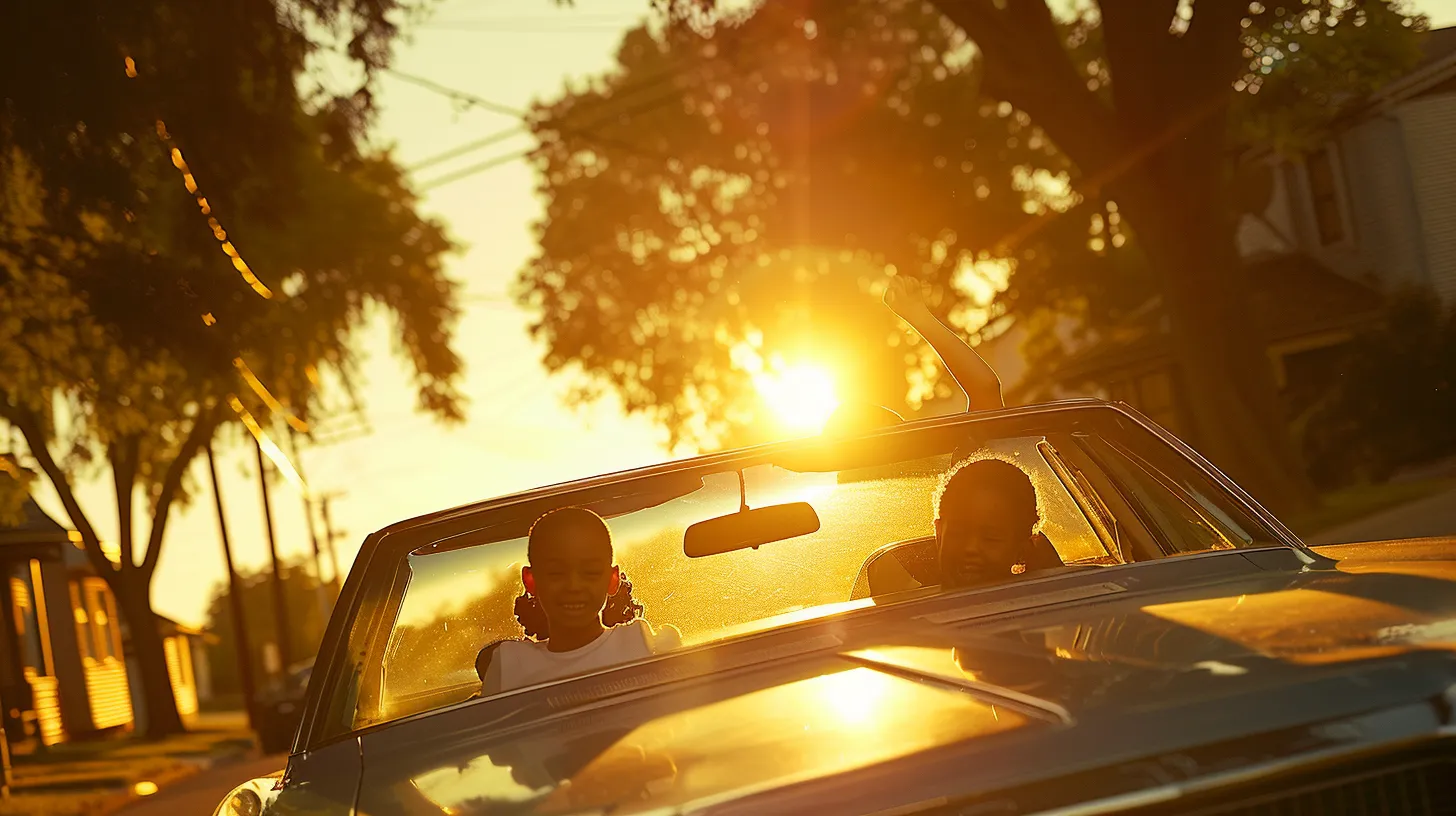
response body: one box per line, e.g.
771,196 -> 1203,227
26,0 -> 1456,630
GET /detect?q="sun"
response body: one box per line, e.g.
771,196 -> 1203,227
754,361 -> 840,434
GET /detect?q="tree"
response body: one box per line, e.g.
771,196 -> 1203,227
0,0 -> 462,736
203,558 -> 332,696
519,2 -> 1098,448
529,0 -> 1424,510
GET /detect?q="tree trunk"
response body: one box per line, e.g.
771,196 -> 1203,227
1111,120 -> 1315,515
113,577 -> 186,739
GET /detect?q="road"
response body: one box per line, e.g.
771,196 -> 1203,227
117,753 -> 285,816
1309,484 -> 1456,546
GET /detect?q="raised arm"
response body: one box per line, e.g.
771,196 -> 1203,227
883,277 -> 1004,412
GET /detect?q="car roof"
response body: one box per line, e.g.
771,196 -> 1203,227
374,398 -> 1116,540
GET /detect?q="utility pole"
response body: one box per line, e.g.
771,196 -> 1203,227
318,493 -> 344,595
0,683 -> 10,801
206,443 -> 259,730
286,432 -> 332,621
254,439 -> 292,674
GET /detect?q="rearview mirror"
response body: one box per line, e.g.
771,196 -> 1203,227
683,502 -> 821,558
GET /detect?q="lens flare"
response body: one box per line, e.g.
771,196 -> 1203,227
754,361 -> 839,434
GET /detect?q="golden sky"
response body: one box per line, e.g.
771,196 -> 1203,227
28,0 -> 1456,629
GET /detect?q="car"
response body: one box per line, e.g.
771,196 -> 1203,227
213,399 -> 1456,815
254,660 -> 314,756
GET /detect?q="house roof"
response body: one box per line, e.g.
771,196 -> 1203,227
1239,25 -> 1456,164
120,611 -> 216,645
0,496 -> 73,558
1366,25 -> 1456,108
1044,253 -> 1383,387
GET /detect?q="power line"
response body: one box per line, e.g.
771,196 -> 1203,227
407,124 -> 525,172
419,149 -> 532,190
416,22 -> 643,33
415,80 -> 689,190
385,69 -> 525,118
404,32 -> 766,190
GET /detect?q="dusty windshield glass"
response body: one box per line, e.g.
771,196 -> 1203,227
310,412 -> 1280,735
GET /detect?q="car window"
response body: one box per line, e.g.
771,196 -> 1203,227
355,433 -> 1119,730
1075,433 -> 1280,556
312,410 -> 1292,743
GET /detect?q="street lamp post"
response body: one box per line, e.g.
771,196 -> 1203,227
0,682 -> 11,799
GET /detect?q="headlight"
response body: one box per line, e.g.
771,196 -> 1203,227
215,786 -> 264,816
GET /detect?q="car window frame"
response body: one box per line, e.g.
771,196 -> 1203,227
293,401 -> 1310,753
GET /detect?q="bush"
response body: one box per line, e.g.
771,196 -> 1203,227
1299,291 -> 1456,488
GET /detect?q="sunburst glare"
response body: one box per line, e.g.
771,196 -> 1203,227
754,361 -> 840,434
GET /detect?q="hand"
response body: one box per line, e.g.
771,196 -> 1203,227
883,276 -> 931,321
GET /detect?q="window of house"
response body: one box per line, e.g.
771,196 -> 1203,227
70,581 -> 96,663
1307,146 -> 1345,245
11,575 -> 43,675
85,580 -> 120,661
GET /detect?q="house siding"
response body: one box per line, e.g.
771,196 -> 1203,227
1336,115 -> 1428,289
163,634 -> 199,721
84,660 -> 134,730
26,674 -> 64,746
1398,91 -> 1456,303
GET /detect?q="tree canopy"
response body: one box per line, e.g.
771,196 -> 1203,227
524,0 -> 1425,509
0,0 -> 462,735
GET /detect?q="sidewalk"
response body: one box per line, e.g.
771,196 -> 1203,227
0,712 -> 257,816
116,753 -> 285,816
1308,483 -> 1456,546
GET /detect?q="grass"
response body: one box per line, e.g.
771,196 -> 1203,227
0,715 -> 255,816
1285,477 -> 1456,538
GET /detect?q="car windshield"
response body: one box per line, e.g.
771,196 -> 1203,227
322,407 -> 1287,738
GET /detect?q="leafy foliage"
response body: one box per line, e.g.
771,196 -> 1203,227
519,2 -> 1099,447
1300,293 -> 1456,488
203,558 -> 333,694
0,0 -> 461,735
522,0 -> 1425,453
1232,0 -> 1426,154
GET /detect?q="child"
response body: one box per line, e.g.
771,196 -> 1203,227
480,507 -> 681,694
883,276 -> 1005,411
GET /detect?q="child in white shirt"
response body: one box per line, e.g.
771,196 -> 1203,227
481,507 -> 681,694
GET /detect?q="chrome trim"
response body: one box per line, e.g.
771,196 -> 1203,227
1102,402 -> 1312,555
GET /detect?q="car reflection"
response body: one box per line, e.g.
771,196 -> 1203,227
407,666 -> 1029,815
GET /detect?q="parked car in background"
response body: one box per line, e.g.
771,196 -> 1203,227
214,400 -> 1456,815
254,660 -> 313,756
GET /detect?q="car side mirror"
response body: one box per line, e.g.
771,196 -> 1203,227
683,502 -> 821,558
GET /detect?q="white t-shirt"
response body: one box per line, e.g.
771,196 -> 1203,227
483,619 -> 682,695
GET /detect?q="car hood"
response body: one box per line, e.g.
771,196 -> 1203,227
350,551 -> 1456,816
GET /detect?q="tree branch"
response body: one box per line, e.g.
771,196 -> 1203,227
1099,0 -> 1183,127
110,436 -> 140,571
141,404 -> 221,579
0,402 -> 117,579
934,0 -> 1121,174
1180,0 -> 1254,100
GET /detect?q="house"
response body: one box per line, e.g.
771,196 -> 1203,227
124,613 -> 213,730
0,497 -> 134,747
980,26 -> 1456,435
1237,26 -> 1456,304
